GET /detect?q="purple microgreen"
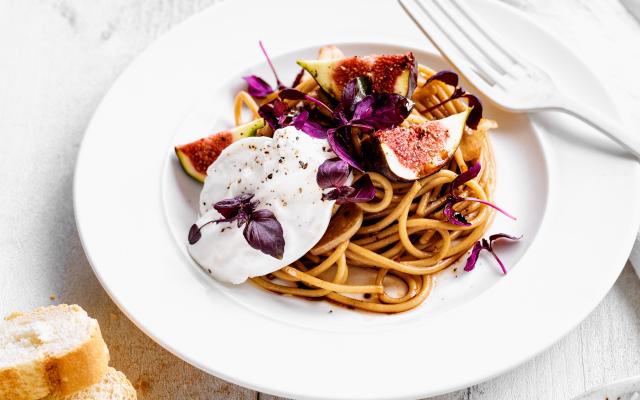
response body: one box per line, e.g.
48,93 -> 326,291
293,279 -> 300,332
259,41 -> 284,89
322,174 -> 375,204
450,163 -> 482,200
242,75 -> 274,98
423,70 -> 459,88
444,162 -> 516,224
464,234 -> 521,274
291,68 -> 305,88
443,199 -> 471,226
278,88 -> 334,115
327,128 -> 364,172
464,241 -> 484,272
421,70 -> 483,129
243,208 -> 285,259
462,94 -> 483,130
317,158 -> 350,189
464,197 -> 517,220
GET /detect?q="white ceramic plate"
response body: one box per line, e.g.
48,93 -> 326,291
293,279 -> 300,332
74,0 -> 640,399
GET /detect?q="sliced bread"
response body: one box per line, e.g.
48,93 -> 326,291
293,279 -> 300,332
44,367 -> 136,400
0,304 -> 109,400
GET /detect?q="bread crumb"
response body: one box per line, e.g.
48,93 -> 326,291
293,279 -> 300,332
49,293 -> 57,300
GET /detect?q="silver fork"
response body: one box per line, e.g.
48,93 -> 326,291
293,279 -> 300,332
399,0 -> 640,159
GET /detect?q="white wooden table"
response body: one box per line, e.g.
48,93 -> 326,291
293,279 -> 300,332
1,1 -> 640,398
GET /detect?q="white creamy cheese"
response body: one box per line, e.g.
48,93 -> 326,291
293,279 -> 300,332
188,126 -> 339,284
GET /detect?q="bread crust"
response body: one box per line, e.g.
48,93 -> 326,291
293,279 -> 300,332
0,305 -> 110,400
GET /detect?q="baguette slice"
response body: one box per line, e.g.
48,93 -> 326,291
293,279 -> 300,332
0,304 -> 110,400
44,367 -> 137,400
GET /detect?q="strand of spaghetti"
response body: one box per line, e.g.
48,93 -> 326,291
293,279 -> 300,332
306,241 -> 349,276
361,227 -> 422,251
358,181 -> 422,234
250,252 -> 349,298
357,173 -> 394,213
454,148 -> 467,172
400,188 -> 451,260
326,275 -> 433,313
348,242 -> 446,275
376,269 -> 420,304
281,266 -> 383,294
233,91 -> 260,126
380,240 -> 408,259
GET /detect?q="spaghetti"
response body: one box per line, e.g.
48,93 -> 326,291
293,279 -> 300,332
234,51 -> 497,313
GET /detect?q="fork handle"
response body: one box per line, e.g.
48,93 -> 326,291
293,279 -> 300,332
553,97 -> 640,159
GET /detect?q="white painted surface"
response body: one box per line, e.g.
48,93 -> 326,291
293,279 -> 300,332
0,0 -> 639,399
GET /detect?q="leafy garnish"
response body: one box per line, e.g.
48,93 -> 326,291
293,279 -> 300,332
258,100 -> 327,139
259,40 -> 284,89
326,127 -> 364,171
423,70 -> 483,129
464,234 -> 521,274
443,162 -> 516,225
189,194 -> 285,259
242,75 -> 274,99
243,208 -> 285,260
321,174 -> 376,204
317,158 -> 350,189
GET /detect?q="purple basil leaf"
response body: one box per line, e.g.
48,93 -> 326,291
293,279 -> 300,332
424,70 -> 459,88
341,76 -> 372,118
259,41 -> 284,89
243,209 -> 285,259
317,158 -> 350,189
322,186 -> 356,202
213,193 -> 254,219
450,163 -> 482,199
242,75 -> 274,98
351,94 -> 414,129
322,175 -> 375,204
443,198 -> 471,226
291,110 -> 309,130
291,67 -> 305,88
188,224 -> 202,245
298,118 -> 328,139
327,128 -> 364,171
464,241 -> 484,272
343,174 -> 376,203
258,100 -> 289,130
278,89 -> 334,115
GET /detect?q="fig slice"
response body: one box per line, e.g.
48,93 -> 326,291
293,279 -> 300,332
311,204 -> 363,255
296,53 -> 417,100
175,118 -> 265,183
368,109 -> 471,182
